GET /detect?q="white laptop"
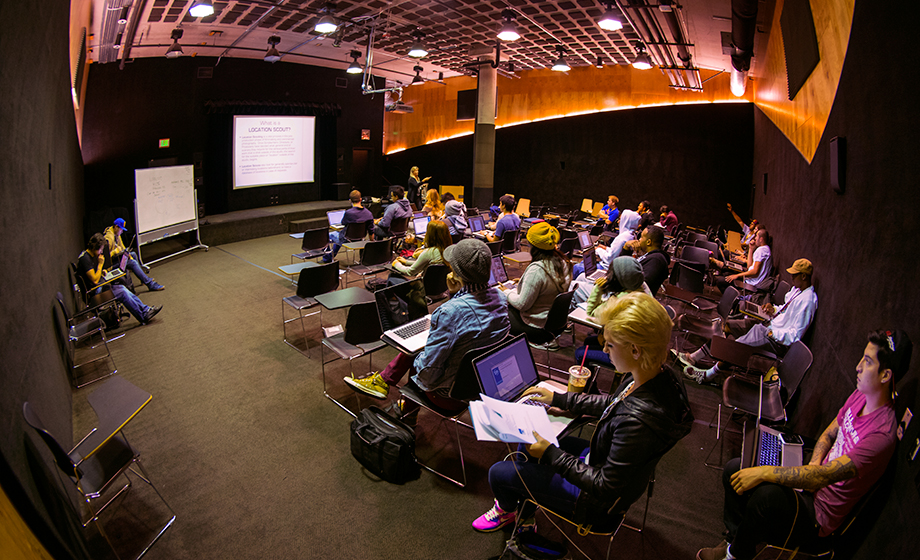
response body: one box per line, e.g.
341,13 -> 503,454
376,280 -> 431,354
327,209 -> 347,231
413,216 -> 431,236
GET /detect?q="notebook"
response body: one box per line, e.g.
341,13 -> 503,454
327,209 -> 346,230
413,216 -> 431,236
581,246 -> 605,281
487,256 -> 516,290
376,279 -> 431,354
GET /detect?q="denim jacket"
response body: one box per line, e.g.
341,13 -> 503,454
412,287 -> 510,391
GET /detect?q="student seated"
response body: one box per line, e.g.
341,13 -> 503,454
344,239 -> 510,412
505,223 -> 572,351
698,330 -> 911,560
597,195 -> 619,232
485,195 -> 521,242
104,217 -> 164,291
712,229 -> 773,295
374,186 -> 413,240
727,203 -> 759,248
658,205 -> 679,235
632,225 -> 670,296
324,189 -> 374,262
442,199 -> 468,237
571,209 -> 640,280
387,220 -> 451,284
680,259 -> 817,385
78,233 -> 162,325
421,188 -> 444,219
472,293 -> 693,532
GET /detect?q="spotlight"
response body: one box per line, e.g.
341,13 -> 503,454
408,31 -> 427,58
596,56 -> 604,68
598,3 -> 623,32
265,36 -> 281,63
315,15 -> 338,34
189,1 -> 214,19
631,42 -> 653,70
165,28 -> 184,59
551,46 -> 570,72
346,50 -> 363,74
497,10 -> 520,42
411,65 -> 424,85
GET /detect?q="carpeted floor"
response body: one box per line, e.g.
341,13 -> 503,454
71,233 -> 745,560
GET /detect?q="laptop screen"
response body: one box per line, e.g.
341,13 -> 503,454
413,211 -> 427,218
473,335 -> 539,401
488,256 -> 508,286
413,216 -> 431,236
327,209 -> 346,226
582,247 -> 597,276
374,279 -> 428,332
578,230 -> 591,249
468,215 -> 485,232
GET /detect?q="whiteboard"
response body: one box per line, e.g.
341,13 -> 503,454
134,165 -> 196,234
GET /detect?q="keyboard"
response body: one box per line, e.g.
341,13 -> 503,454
520,396 -> 550,409
758,430 -> 782,467
393,317 -> 430,339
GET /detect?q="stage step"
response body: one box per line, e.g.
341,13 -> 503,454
198,201 -> 348,246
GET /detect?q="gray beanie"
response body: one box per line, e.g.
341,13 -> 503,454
444,200 -> 465,216
443,239 -> 491,285
611,256 -> 645,292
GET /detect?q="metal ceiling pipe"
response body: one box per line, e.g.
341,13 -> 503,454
120,0 -> 149,70
624,1 -> 680,86
731,0 -> 759,73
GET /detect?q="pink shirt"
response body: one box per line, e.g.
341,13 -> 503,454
813,390 -> 896,536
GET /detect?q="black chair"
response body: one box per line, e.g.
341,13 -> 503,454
346,238 -> 392,287
388,216 -> 410,248
340,221 -> 372,264
773,280 -> 792,304
677,245 -> 711,267
685,231 -> 708,243
559,237 -> 577,259
292,226 -> 329,264
486,239 -> 503,256
450,232 -> 463,245
282,262 -> 340,356
23,378 -> 175,560
694,239 -> 719,254
54,292 -> 118,388
670,261 -> 706,295
500,229 -> 519,254
422,263 -> 451,304
559,228 -> 578,241
674,286 -> 740,348
321,301 -> 387,417
531,290 -> 576,378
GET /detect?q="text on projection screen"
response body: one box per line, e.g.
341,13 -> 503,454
233,116 -> 315,189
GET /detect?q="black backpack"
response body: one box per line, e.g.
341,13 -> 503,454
349,406 -> 420,484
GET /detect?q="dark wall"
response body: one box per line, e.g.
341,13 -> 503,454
82,57 -> 384,218
0,1 -> 92,557
752,2 -> 920,559
387,103 -> 754,229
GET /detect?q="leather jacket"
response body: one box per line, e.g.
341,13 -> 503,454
542,366 -> 694,525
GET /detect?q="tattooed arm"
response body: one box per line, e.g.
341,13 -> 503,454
809,418 -> 839,466
730,457 -> 858,494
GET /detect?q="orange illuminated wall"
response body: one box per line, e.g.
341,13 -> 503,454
384,65 -> 751,154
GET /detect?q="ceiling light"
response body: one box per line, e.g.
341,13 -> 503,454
596,56 -> 604,68
265,36 -> 281,63
411,65 -> 424,85
497,10 -> 520,42
552,46 -> 570,72
631,42 -> 653,70
165,28 -> 184,59
408,30 -> 428,58
598,4 -> 623,32
189,1 -> 214,19
731,67 -> 747,97
346,50 -> 363,74
315,15 -> 338,34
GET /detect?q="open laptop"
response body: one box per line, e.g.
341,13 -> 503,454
487,255 -> 516,290
102,252 -> 128,282
577,230 -> 593,250
376,279 -> 431,354
413,211 -> 427,218
413,215 -> 431,236
581,246 -> 606,282
471,336 -> 569,423
327,209 -> 347,231
467,215 -> 487,238
739,299 -> 769,321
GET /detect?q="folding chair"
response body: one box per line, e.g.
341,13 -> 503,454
531,290 -> 576,379
388,216 -> 410,251
54,292 -> 119,388
291,226 -> 329,264
341,221 -> 372,264
282,262 -> 340,356
421,263 -> 451,304
346,238 -> 392,288
320,301 -> 387,417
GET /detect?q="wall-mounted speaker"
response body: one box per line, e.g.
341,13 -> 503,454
830,136 -> 846,194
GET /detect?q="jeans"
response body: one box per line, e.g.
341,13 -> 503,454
96,283 -> 149,323
575,335 -> 612,367
123,251 -> 154,287
327,231 -> 345,258
489,437 -> 589,517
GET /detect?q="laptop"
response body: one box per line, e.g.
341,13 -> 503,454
413,211 -> 427,218
102,252 -> 128,282
487,256 -> 516,290
413,215 -> 431,236
467,215 -> 486,238
375,279 -> 432,354
739,299 -> 769,321
327,209 -> 346,230
577,230 -> 592,250
753,424 -> 804,468
471,335 -> 568,416
581,246 -> 605,282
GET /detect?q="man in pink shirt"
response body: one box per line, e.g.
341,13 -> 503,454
697,329 -> 912,560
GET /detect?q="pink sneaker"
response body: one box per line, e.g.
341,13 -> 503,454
472,500 -> 515,532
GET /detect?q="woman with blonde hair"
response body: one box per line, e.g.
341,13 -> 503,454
421,188 -> 444,218
408,166 -> 430,207
472,292 -> 693,534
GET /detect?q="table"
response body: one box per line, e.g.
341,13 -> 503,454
315,286 -> 376,310
278,261 -> 318,276
80,376 -> 152,459
502,251 -> 532,265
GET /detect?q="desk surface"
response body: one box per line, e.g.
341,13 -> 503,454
710,335 -> 760,367
502,251 -> 532,264
568,306 -> 601,330
278,261 -> 319,275
315,286 -> 375,310
79,376 -> 152,460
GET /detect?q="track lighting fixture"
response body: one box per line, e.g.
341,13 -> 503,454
189,1 -> 214,19
631,41 -> 653,70
551,46 -> 570,72
346,50 -> 363,74
265,36 -> 281,63
596,56 -> 604,68
497,10 -> 520,42
165,28 -> 184,59
315,4 -> 338,34
597,3 -> 623,32
408,31 -> 427,58
411,65 -> 424,85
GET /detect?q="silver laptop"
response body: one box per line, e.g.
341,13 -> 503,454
472,335 -> 565,416
739,299 -> 769,321
327,209 -> 346,230
487,256 -> 516,290
581,246 -> 605,281
376,280 -> 431,354
413,216 -> 431,236
468,215 -> 486,238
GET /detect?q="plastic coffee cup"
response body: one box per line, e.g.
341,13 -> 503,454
567,365 -> 591,393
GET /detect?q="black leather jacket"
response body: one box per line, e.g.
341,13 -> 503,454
542,366 -> 694,525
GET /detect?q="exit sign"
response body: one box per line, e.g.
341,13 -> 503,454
159,138 -> 170,148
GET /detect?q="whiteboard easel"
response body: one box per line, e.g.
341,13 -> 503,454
134,165 -> 208,266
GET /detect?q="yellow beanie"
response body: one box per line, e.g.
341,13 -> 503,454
527,222 -> 560,250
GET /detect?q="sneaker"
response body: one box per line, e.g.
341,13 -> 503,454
528,340 -> 559,352
343,372 -> 389,399
147,281 -> 165,291
670,349 -> 695,369
684,365 -> 721,387
143,305 -> 163,324
472,500 -> 515,533
697,540 -> 730,560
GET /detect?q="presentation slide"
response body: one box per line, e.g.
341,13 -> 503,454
232,116 -> 315,189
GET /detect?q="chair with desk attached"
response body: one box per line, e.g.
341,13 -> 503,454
282,261 -> 340,356
346,238 -> 392,288
54,291 -> 120,388
291,226 -> 329,264
321,301 -> 387,417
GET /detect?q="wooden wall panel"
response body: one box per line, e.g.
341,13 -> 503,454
385,65 -> 750,153
753,0 -> 856,163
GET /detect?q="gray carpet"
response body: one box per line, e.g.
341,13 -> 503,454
71,233 -> 741,560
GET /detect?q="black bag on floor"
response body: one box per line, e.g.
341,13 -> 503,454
350,406 -> 420,484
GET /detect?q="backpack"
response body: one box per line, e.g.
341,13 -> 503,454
349,406 -> 420,484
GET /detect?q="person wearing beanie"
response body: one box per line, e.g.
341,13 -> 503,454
573,256 -> 653,368
441,199 -> 468,237
345,239 -> 510,412
699,329 -> 912,560
681,258 -> 817,386
103,217 -> 164,291
506,222 -> 572,351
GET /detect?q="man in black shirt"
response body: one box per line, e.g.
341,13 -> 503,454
633,226 -> 670,295
324,190 -> 373,262
78,233 -> 162,325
